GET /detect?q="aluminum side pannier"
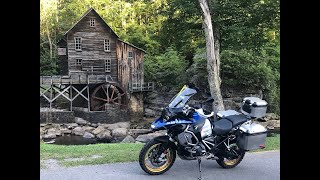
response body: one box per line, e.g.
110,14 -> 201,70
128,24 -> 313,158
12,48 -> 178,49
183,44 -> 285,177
237,123 -> 267,151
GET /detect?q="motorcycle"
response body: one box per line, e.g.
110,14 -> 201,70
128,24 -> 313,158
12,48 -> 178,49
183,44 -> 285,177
139,84 -> 268,179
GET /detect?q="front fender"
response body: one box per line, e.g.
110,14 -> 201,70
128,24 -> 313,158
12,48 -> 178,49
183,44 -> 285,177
153,135 -> 177,151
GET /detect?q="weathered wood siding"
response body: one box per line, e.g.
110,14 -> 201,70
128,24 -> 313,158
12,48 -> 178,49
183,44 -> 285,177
57,9 -> 146,88
116,41 -> 145,91
57,39 -> 68,75
66,11 -> 118,81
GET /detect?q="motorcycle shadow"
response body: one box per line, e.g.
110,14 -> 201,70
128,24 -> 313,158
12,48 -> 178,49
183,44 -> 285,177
135,158 -> 247,179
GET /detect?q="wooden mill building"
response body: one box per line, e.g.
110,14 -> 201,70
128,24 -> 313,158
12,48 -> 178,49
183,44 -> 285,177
40,8 -> 153,122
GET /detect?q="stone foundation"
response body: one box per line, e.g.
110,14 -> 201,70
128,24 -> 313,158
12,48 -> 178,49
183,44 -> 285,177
40,110 -> 74,123
73,107 -> 130,124
128,92 -> 144,122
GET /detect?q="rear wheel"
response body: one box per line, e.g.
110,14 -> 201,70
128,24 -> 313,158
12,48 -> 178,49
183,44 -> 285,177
139,139 -> 176,175
216,143 -> 245,169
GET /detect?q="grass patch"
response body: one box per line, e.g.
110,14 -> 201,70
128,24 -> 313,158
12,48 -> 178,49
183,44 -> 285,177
253,134 -> 280,152
40,142 -> 144,167
40,135 -> 279,168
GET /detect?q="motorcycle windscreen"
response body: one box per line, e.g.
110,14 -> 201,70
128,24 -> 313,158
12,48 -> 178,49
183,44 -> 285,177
168,85 -> 197,109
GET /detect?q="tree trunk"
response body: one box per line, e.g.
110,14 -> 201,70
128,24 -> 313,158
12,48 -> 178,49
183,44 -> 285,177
213,25 -> 222,85
198,0 -> 224,112
46,23 -> 53,60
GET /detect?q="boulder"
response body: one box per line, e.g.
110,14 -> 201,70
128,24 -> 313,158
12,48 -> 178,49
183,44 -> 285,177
128,129 -> 152,137
266,125 -> 275,130
40,128 -> 46,135
55,130 -> 62,136
47,128 -> 61,136
268,120 -> 280,129
121,135 -> 136,143
72,127 -> 85,136
112,128 -> 128,137
104,122 -> 130,130
83,126 -> 95,133
75,118 -> 87,125
96,130 -> 112,141
92,126 -> 105,135
52,124 -> 61,129
43,133 -> 56,139
83,132 -> 95,139
263,116 -> 271,121
135,132 -> 164,143
67,123 -> 78,129
60,128 -> 71,134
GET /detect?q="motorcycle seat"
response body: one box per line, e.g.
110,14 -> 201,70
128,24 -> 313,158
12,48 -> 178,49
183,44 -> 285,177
225,114 -> 247,127
212,119 -> 232,135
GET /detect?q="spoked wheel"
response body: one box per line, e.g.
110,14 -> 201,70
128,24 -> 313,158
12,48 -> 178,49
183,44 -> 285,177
90,83 -> 127,111
216,143 -> 245,169
139,139 -> 176,175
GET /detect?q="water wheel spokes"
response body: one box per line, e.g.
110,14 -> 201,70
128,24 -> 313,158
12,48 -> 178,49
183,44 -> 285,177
90,83 -> 127,111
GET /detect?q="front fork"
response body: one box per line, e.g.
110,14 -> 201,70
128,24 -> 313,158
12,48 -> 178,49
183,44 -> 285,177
154,135 -> 176,158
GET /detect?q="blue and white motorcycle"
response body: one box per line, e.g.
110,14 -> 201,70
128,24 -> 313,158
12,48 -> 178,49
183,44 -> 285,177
139,84 -> 268,179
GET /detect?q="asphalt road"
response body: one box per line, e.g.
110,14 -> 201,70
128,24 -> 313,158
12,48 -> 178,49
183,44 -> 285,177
40,150 -> 279,180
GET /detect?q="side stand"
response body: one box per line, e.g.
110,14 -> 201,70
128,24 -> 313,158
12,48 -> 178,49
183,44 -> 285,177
197,157 -> 202,180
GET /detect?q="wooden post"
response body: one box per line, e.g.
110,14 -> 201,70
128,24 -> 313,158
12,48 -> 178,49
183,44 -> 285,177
70,84 -> 73,111
50,76 -> 53,109
87,74 -> 90,112
87,85 -> 90,112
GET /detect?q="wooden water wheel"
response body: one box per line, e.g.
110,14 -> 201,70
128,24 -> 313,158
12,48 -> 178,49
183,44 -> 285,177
90,83 -> 128,111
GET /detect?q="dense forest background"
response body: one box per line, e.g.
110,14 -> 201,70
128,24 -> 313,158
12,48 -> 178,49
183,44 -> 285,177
40,0 -> 280,114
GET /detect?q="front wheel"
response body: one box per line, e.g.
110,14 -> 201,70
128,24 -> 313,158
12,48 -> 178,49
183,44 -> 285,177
216,143 -> 245,169
139,139 -> 176,175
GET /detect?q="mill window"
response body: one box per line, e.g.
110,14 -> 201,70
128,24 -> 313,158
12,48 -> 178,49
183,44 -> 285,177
105,59 -> 111,72
90,18 -> 95,27
75,37 -> 82,51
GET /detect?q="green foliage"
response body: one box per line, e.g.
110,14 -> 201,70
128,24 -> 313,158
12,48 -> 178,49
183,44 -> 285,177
221,50 -> 269,89
186,48 -> 208,90
221,48 -> 280,114
158,0 -> 204,63
260,41 -> 280,114
126,24 -> 161,54
211,0 -> 280,51
40,0 -> 280,114
144,47 -> 187,90
40,45 -> 58,76
186,45 -> 280,114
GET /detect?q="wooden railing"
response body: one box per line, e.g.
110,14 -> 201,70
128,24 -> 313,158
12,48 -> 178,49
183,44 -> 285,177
40,75 -> 114,85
